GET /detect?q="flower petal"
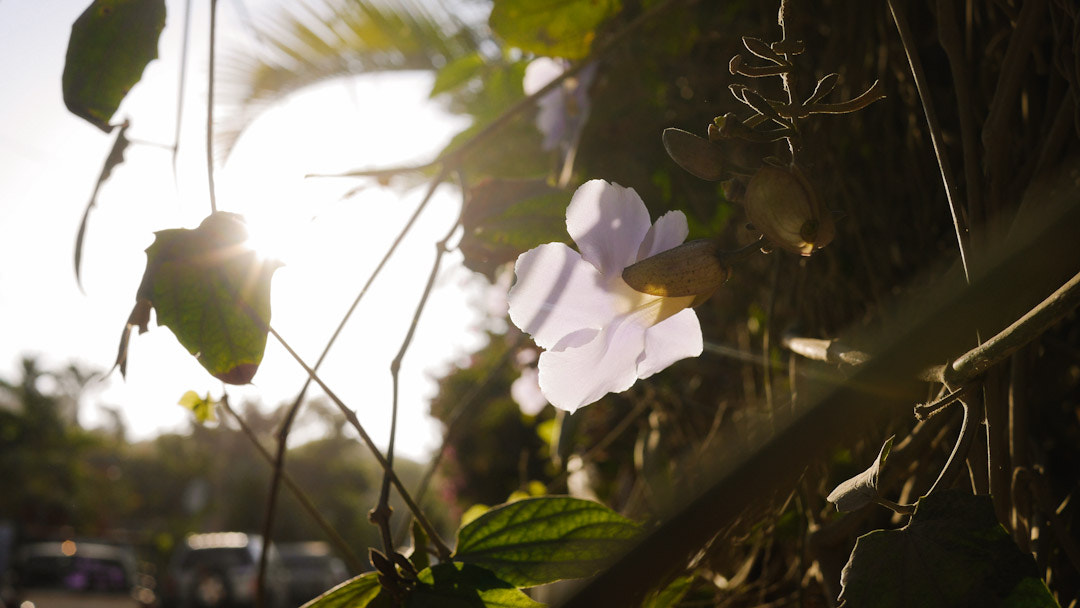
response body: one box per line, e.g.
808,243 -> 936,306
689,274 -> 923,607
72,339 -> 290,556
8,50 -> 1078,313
508,243 -> 618,349
637,210 -> 689,260
538,316 -> 646,412
566,180 -> 652,278
636,308 -> 703,379
523,57 -> 565,95
511,368 -> 548,416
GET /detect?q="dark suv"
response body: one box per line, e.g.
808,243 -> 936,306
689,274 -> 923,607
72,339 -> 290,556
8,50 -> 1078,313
165,533 -> 287,608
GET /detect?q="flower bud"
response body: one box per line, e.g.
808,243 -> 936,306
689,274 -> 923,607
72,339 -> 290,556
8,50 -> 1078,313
743,165 -> 834,255
621,239 -> 730,298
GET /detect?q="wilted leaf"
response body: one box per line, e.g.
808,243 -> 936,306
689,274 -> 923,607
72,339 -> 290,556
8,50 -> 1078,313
489,0 -> 620,59
453,496 -> 641,587
460,179 -> 569,280
409,563 -> 542,607
63,0 -> 166,131
826,435 -> 893,512
117,212 -> 281,384
75,120 -> 130,289
301,572 -> 389,608
177,390 -> 216,424
839,490 -> 1058,608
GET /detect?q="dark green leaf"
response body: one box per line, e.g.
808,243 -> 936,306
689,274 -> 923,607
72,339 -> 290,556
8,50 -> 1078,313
301,572 -> 390,608
118,212 -> 281,384
459,179 -> 569,280
63,0 -> 166,131
839,490 -> 1058,608
453,496 -> 640,587
642,574 -> 694,608
409,562 -> 542,608
75,120 -> 130,289
826,435 -> 893,512
489,0 -> 621,59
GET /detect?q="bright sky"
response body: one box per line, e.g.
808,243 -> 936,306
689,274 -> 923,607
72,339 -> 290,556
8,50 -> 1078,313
0,0 -> 496,460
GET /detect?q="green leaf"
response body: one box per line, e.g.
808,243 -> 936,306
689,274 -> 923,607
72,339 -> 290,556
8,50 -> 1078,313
839,490 -> 1059,608
431,52 -> 488,98
459,179 -> 570,280
826,435 -> 894,512
642,574 -> 694,608
301,572 -> 389,608
453,496 -> 641,588
489,0 -> 621,59
409,562 -> 542,608
118,212 -> 281,384
63,0 -> 166,132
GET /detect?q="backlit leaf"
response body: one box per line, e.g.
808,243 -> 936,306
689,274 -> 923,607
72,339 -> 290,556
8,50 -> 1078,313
454,496 -> 640,587
177,390 -> 216,424
489,0 -> 620,59
117,212 -> 281,384
409,563 -> 542,607
301,572 -> 390,608
839,490 -> 1058,608
63,0 -> 166,131
826,435 -> 893,512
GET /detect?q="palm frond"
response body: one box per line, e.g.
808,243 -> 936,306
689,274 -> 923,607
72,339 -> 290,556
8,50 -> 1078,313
216,0 -> 488,159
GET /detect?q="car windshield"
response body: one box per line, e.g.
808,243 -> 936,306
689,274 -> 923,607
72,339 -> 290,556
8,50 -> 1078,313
19,555 -> 131,593
180,547 -> 251,570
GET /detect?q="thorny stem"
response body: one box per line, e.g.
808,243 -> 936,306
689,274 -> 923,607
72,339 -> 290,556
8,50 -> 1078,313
266,324 -> 452,560
206,0 -> 219,215
374,172 -> 465,557
218,396 -> 366,574
888,0 -> 970,283
257,168 -> 449,586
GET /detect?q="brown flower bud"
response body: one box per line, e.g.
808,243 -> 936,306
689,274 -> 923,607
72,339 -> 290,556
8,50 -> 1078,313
743,165 -> 834,256
621,239 -> 730,298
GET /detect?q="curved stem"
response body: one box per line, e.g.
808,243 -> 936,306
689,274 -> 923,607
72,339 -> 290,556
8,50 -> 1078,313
206,0 -> 219,214
374,173 -> 464,556
927,396 -> 980,495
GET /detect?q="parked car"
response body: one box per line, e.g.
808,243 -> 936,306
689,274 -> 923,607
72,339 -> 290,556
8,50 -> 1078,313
8,539 -> 154,608
277,542 -> 349,606
164,533 -> 287,608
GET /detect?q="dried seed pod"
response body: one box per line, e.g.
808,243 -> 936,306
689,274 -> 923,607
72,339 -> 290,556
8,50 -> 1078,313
662,128 -> 726,181
622,239 -> 730,297
743,165 -> 835,256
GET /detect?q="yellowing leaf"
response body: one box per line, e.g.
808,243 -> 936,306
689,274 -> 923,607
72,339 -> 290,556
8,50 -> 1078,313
489,0 -> 620,59
178,390 -> 217,424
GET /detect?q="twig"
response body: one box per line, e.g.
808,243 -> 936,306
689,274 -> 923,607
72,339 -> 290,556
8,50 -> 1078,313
206,0 -> 219,214
266,324 -> 452,560
872,496 -> 916,515
936,0 -> 984,233
945,269 -> 1080,386
781,335 -> 870,367
777,0 -> 800,160
255,168 -> 449,591
373,171 -> 464,557
927,396 -> 981,495
888,0 -> 971,283
913,383 -> 974,420
217,395 -> 366,574
171,0 -> 193,183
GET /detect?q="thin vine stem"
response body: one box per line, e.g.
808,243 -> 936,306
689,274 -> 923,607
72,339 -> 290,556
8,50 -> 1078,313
255,167 -> 449,590
374,171 -> 465,556
206,0 -> 219,214
217,395 -> 366,574
888,0 -> 970,283
265,323 -> 453,560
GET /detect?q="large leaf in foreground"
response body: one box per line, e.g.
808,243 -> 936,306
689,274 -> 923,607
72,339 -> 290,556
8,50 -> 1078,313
454,496 -> 640,587
117,212 -> 281,384
489,0 -> 620,59
63,0 -> 166,131
839,490 -> 1058,608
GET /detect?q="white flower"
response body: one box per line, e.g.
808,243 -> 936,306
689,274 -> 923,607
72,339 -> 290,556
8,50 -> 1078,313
507,180 -> 704,412
523,57 -> 597,151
